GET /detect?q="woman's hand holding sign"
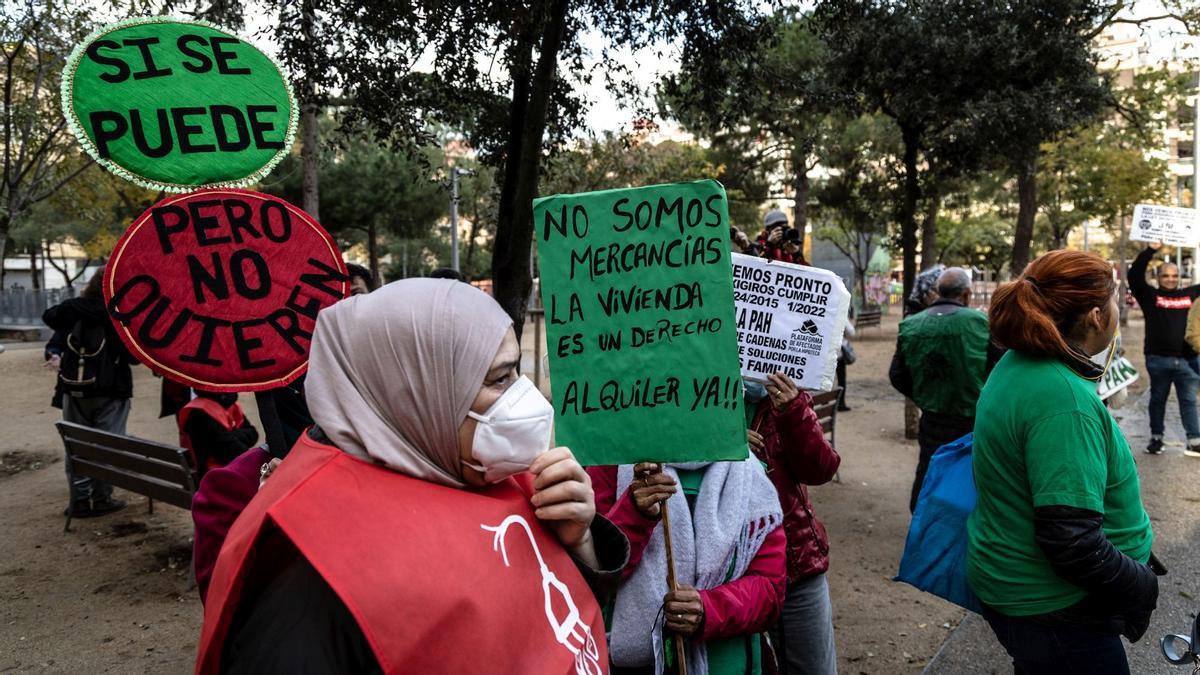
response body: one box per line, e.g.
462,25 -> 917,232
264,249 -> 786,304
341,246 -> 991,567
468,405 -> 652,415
630,462 -> 677,520
664,585 -> 705,637
765,371 -> 800,411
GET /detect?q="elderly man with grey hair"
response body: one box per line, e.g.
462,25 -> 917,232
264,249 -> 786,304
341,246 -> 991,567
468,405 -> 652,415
890,267 -> 999,512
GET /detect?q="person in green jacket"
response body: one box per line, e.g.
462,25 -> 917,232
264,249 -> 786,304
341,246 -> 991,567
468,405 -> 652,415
969,249 -> 1161,675
889,267 -> 997,512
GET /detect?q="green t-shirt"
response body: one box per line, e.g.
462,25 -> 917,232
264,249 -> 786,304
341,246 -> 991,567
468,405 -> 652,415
967,350 -> 1152,617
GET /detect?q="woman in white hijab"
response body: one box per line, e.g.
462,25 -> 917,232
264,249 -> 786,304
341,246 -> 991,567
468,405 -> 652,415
196,279 -> 627,675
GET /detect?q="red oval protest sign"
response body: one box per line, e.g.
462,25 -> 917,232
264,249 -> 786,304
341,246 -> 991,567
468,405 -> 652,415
104,189 -> 347,392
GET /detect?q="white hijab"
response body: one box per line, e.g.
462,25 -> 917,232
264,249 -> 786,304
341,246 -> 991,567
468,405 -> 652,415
304,279 -> 513,487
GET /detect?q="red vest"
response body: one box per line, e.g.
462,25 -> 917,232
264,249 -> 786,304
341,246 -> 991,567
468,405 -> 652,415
178,397 -> 245,472
195,434 -> 608,675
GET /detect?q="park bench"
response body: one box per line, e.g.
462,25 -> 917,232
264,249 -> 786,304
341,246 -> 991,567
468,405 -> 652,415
855,306 -> 882,331
809,388 -> 843,482
56,421 -> 197,533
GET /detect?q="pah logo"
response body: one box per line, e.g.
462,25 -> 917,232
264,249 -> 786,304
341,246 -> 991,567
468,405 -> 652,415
789,320 -> 820,352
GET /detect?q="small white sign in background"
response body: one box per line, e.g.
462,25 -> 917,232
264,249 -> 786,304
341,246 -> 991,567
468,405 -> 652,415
1131,204 -> 1200,247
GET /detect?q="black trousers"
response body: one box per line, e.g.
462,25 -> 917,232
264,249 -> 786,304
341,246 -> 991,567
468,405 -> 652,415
836,358 -> 847,407
981,604 -> 1129,675
910,413 -> 974,513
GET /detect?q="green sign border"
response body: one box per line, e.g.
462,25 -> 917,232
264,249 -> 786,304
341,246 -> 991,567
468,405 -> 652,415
60,16 -> 298,193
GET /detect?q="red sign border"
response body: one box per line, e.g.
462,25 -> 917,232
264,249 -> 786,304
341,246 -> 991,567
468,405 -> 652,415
104,188 -> 346,392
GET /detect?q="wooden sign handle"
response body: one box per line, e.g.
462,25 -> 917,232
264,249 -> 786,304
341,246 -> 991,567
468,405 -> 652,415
660,499 -> 688,675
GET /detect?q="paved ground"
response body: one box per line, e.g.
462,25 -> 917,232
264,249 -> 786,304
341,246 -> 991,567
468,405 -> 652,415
926,339 -> 1200,675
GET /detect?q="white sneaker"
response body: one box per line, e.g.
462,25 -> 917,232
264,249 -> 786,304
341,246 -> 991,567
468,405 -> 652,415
1185,446 -> 1200,458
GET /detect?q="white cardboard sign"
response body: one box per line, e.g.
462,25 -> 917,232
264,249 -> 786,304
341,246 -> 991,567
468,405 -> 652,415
731,253 -> 851,391
1131,204 -> 1200,247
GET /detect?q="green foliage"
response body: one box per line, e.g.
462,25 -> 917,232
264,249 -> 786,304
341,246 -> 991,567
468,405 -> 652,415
261,122 -> 450,280
0,0 -> 99,271
811,113 -> 901,297
937,213 -> 1015,279
660,11 -> 828,228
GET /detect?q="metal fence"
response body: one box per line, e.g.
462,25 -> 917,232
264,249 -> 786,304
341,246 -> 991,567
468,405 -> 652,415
0,287 -> 76,325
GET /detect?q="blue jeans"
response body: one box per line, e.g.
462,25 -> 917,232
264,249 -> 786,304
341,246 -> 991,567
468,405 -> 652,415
982,605 -> 1129,675
773,573 -> 838,675
1145,354 -> 1200,440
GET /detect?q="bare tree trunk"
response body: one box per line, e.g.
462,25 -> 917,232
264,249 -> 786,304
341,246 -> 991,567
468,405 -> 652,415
921,183 -> 941,269
899,124 -> 921,302
29,244 -> 40,291
492,0 -> 570,338
367,220 -> 380,287
1118,211 -> 1129,326
44,240 -> 71,287
1012,153 -> 1038,273
464,214 -> 482,279
0,232 -> 8,289
299,0 -> 320,220
301,105 -> 320,219
792,151 -> 809,255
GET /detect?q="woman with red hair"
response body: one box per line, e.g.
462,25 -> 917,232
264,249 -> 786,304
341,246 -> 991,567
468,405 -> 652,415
967,250 -> 1162,674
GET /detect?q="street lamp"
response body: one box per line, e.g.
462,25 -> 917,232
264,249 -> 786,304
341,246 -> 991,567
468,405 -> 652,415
450,167 -> 477,272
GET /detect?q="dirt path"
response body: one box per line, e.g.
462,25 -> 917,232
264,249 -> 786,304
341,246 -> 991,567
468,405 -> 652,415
0,344 -> 206,673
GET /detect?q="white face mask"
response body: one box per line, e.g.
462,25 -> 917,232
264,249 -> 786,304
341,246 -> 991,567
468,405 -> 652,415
1090,337 -> 1117,371
462,375 -> 554,483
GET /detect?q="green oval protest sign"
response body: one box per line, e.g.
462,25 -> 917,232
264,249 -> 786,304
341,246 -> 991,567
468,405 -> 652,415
62,17 -> 297,192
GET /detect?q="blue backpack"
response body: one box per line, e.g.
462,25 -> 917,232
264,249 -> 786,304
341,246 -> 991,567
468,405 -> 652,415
895,433 -> 983,613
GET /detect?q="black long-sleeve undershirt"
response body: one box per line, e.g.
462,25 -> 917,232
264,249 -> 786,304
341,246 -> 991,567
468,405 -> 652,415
1033,504 -> 1159,641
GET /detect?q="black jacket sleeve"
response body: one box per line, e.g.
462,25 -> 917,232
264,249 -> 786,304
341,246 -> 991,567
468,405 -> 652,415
1034,505 -> 1158,640
888,337 -> 914,399
45,329 -> 66,360
569,514 -> 629,607
1127,247 -> 1155,304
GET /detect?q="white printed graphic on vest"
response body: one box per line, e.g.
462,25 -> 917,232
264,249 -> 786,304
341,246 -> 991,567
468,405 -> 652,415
1156,295 -> 1193,310
482,515 -> 603,675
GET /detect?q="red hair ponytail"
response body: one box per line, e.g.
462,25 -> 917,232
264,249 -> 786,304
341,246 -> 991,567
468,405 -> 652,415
989,250 -> 1115,360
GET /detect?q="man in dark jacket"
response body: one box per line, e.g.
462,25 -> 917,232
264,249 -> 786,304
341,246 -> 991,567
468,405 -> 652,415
890,267 -> 998,512
42,270 -> 134,518
748,372 -> 841,675
1128,242 -> 1200,455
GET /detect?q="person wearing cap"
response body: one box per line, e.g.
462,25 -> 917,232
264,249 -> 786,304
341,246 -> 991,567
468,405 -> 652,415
757,210 -> 793,263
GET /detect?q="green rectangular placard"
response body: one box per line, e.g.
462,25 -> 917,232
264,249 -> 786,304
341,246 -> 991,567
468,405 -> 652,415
534,179 -> 747,466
